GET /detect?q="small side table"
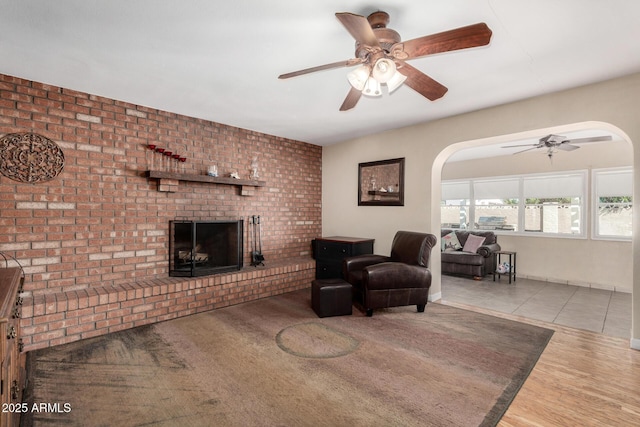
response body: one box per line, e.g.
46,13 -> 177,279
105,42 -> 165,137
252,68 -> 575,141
493,251 -> 516,284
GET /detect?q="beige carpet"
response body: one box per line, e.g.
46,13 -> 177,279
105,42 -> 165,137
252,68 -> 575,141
23,289 -> 553,427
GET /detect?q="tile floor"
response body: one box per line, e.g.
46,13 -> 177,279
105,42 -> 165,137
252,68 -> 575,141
441,274 -> 632,339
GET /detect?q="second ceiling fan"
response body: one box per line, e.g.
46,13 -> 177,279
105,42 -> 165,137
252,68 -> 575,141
502,134 -> 613,160
278,11 -> 492,111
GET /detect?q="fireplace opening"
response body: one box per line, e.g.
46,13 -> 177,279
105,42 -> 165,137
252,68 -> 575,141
169,220 -> 244,277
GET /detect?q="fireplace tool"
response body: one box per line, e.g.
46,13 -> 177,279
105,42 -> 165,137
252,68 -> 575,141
250,215 -> 265,266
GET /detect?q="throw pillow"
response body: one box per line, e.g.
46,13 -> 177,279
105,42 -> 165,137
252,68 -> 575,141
462,234 -> 486,253
441,232 -> 462,252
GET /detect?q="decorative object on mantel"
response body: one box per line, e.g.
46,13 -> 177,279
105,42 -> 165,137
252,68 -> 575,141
172,154 -> 181,172
163,150 -> 173,171
230,172 -> 240,179
146,144 -> 157,169
154,146 -> 164,168
147,144 -> 185,172
250,155 -> 260,180
0,132 -> 64,183
207,165 -> 218,177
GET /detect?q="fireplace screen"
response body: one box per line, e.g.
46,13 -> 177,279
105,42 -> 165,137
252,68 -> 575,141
169,220 -> 244,277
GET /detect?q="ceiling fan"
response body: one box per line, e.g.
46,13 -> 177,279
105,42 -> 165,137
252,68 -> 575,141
278,11 -> 492,111
502,134 -> 613,159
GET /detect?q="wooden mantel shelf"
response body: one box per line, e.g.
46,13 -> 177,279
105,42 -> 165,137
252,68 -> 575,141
145,170 -> 266,195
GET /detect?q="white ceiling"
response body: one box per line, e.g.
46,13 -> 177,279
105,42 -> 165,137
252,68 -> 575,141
1,1 -> 640,147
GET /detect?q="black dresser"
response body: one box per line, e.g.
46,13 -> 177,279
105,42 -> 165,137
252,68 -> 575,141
312,236 -> 374,279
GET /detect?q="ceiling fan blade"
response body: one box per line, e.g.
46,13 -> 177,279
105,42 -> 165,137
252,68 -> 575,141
278,58 -> 363,79
564,135 -> 613,144
513,146 -> 540,155
556,144 -> 580,151
391,22 -> 492,60
339,87 -> 362,111
502,143 -> 540,148
397,62 -> 448,101
335,12 -> 380,48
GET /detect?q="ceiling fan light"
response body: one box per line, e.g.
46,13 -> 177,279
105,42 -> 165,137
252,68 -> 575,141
363,77 -> 382,97
386,71 -> 407,93
347,65 -> 370,91
372,58 -> 396,83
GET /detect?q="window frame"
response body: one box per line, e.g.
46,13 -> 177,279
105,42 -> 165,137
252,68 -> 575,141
441,170 -> 588,239
591,167 -> 633,241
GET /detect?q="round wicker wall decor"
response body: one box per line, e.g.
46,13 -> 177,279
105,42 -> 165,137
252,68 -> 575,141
0,133 -> 65,183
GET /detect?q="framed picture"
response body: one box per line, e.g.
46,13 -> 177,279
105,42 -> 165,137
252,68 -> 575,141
358,157 -> 405,206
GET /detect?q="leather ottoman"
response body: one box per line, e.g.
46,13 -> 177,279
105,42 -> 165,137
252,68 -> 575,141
311,278 -> 353,318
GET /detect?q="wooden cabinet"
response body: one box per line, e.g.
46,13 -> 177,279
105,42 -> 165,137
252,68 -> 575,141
0,268 -> 25,427
313,237 -> 374,279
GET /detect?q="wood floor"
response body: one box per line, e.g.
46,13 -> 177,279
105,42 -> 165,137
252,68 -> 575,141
443,300 -> 640,426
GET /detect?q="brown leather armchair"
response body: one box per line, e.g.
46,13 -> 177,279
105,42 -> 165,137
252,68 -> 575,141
343,231 -> 438,317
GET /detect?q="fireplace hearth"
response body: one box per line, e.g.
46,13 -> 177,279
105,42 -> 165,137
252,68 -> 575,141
169,220 -> 244,277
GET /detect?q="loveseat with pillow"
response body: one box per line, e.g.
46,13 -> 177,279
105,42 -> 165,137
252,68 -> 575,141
440,229 -> 501,279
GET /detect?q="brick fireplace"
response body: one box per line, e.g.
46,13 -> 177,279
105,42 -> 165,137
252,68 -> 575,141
0,74 -> 321,351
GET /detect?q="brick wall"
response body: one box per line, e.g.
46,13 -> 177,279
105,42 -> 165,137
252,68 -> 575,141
0,74 -> 321,350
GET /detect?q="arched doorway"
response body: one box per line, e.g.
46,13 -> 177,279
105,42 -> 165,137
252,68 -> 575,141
430,121 -> 634,342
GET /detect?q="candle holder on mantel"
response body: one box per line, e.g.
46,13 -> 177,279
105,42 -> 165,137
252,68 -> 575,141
147,145 -> 185,173
155,147 -> 165,170
172,154 -> 180,173
163,151 -> 173,172
146,144 -> 156,170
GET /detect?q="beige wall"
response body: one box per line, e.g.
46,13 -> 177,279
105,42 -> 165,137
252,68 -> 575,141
322,72 -> 640,348
442,140 -> 632,291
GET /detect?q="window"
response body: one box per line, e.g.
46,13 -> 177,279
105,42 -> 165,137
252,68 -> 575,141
473,178 -> 519,231
523,173 -> 584,235
593,168 -> 633,239
442,171 -> 587,237
441,181 -> 469,229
